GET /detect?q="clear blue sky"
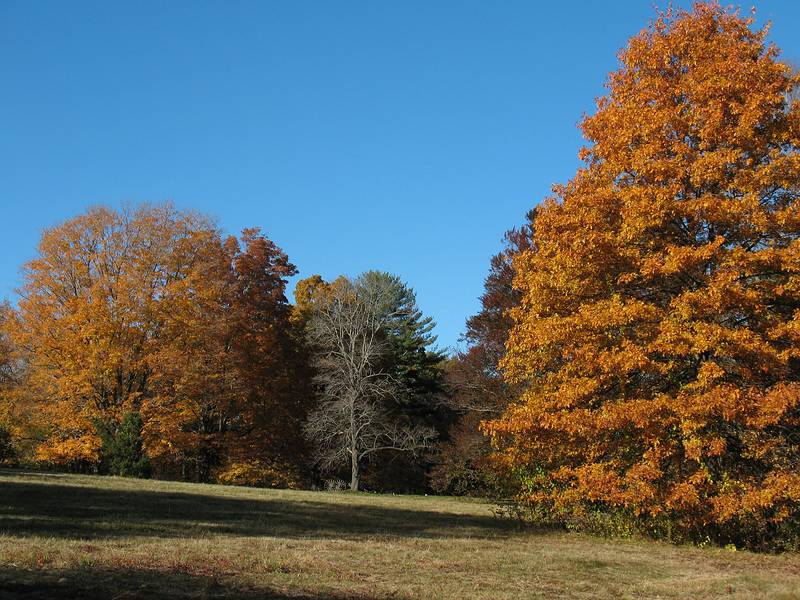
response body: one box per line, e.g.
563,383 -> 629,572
2,1 -> 799,351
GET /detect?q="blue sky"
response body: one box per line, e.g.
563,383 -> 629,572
2,1 -> 799,351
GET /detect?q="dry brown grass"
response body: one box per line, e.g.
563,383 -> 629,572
0,470 -> 799,599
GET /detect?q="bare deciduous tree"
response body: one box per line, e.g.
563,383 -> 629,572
304,279 -> 436,491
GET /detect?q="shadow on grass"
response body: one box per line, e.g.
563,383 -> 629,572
0,565 -> 394,600
0,475 -> 519,541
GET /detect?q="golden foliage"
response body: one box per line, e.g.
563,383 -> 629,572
487,3 -> 800,544
215,459 -> 302,489
11,204 -> 307,481
11,204 -> 213,464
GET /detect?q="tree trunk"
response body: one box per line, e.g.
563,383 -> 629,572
350,455 -> 360,491
349,402 -> 359,491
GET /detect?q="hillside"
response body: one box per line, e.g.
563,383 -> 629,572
0,471 -> 798,599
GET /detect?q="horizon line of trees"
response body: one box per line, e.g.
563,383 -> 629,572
0,204 -> 453,492
2,1 -> 800,552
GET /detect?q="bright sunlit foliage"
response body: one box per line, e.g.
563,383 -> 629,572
487,3 -> 800,547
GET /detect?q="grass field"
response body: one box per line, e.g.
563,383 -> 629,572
0,471 -> 799,599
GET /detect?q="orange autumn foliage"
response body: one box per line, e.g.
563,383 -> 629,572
486,3 -> 800,546
144,228 -> 309,482
12,204 -> 308,482
12,204 -> 215,465
0,304 -> 29,463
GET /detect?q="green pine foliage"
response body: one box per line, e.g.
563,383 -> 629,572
95,413 -> 150,478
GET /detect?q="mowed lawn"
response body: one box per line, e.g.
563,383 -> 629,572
0,471 -> 798,599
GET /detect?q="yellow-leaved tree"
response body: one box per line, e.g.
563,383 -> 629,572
487,3 -> 800,549
12,204 -> 308,484
13,204 -> 216,466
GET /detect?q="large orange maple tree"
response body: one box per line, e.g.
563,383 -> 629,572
487,3 -> 800,546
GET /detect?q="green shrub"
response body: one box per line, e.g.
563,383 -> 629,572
95,412 -> 150,478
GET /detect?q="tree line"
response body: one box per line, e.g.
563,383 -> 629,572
0,205 -> 454,492
1,1 -> 799,551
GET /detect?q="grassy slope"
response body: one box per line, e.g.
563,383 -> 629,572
0,471 -> 798,599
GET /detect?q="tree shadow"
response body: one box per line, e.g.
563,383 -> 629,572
0,475 -> 519,541
0,565 -> 395,600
